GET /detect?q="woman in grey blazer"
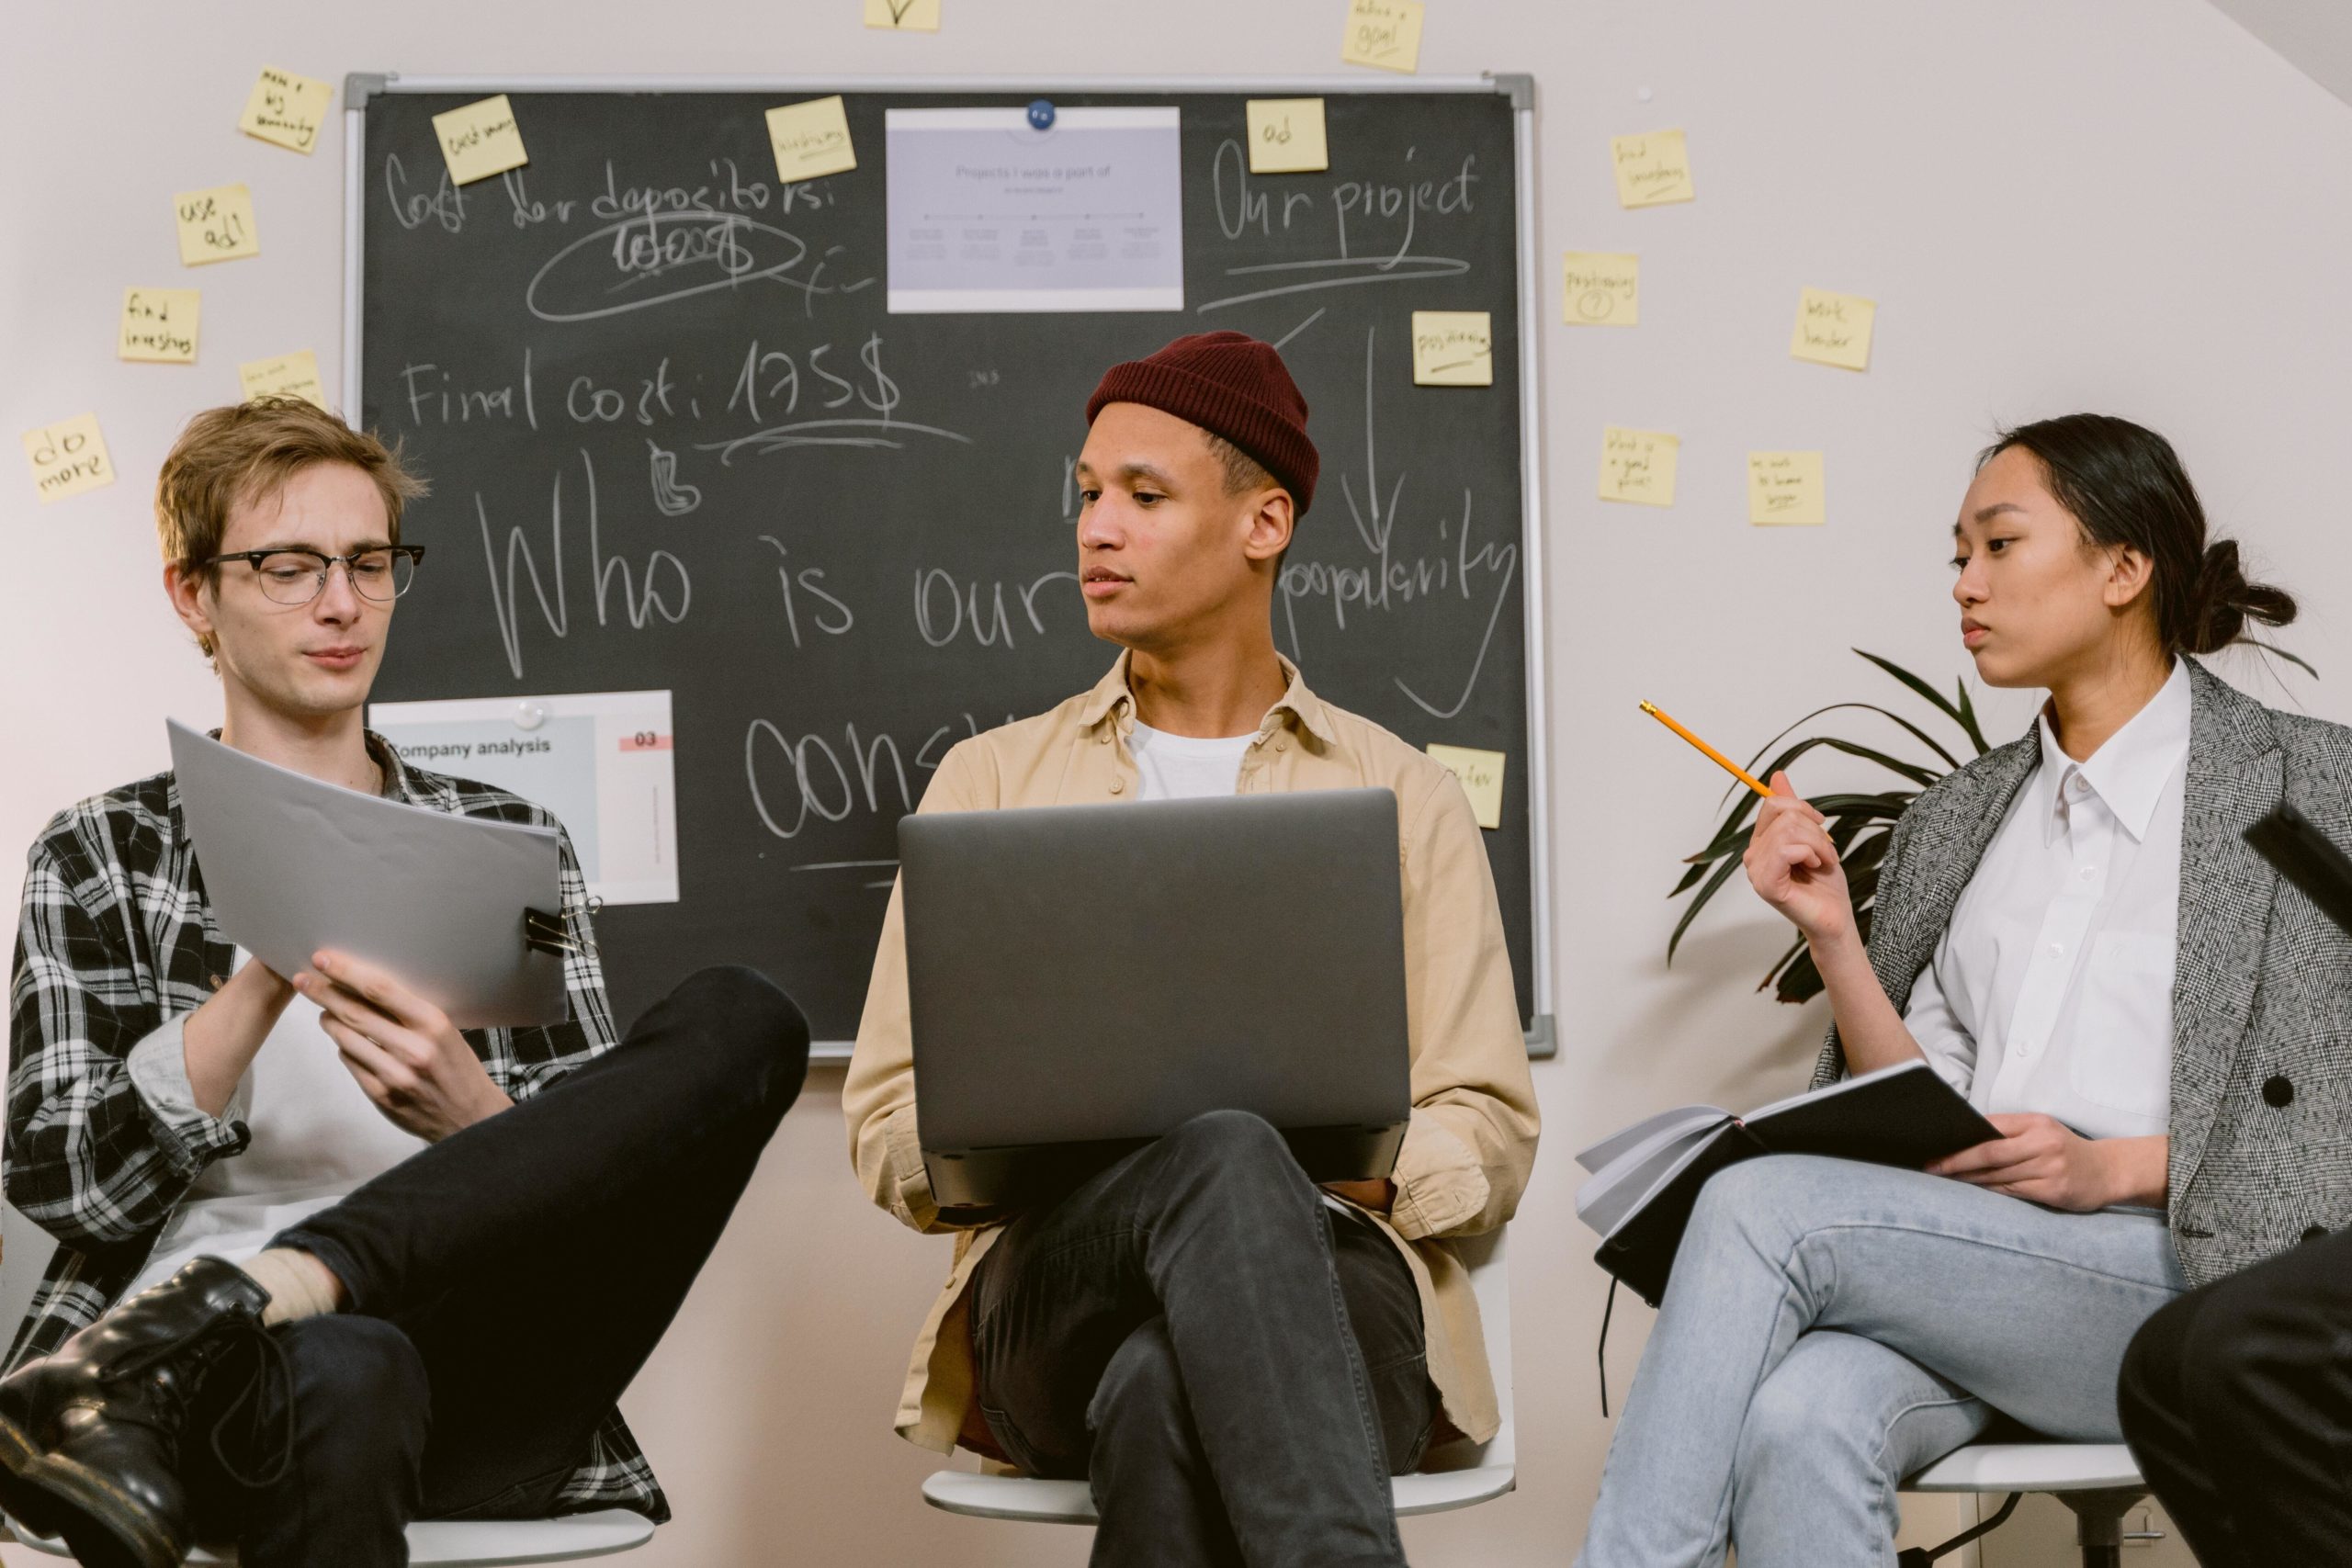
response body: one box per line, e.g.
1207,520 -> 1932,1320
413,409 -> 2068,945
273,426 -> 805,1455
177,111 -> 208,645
1576,413 -> 2343,1568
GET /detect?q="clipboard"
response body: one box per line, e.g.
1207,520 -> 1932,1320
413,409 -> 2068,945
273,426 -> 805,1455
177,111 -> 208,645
2245,804 -> 2352,935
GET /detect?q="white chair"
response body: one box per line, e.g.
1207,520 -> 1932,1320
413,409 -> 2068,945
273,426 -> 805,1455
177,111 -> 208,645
922,1227 -> 1515,1523
2,1510 -> 654,1564
1901,1441 -> 2149,1568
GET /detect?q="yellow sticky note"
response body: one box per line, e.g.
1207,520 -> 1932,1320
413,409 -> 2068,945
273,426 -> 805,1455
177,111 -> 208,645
1411,311 -> 1494,387
119,288 -> 200,364
1341,0 -> 1424,73
1748,451 -> 1826,526
1563,251 -> 1639,326
1791,288 -> 1876,370
1611,130 -> 1694,208
239,350 -> 329,411
174,185 -> 260,265
766,96 -> 857,185
238,66 -> 333,153
432,95 -> 529,186
1247,99 -> 1329,175
864,0 -> 941,28
21,414 -> 115,504
1599,426 -> 1679,506
1426,745 -> 1508,830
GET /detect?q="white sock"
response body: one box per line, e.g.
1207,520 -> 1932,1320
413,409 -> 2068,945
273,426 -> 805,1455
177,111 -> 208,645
238,1248 -> 345,1326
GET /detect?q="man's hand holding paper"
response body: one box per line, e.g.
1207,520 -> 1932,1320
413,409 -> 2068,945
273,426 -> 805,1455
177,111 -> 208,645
296,949 -> 514,1142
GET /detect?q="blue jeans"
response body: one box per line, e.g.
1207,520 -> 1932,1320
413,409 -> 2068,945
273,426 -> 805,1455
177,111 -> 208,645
1577,1155 -> 2187,1568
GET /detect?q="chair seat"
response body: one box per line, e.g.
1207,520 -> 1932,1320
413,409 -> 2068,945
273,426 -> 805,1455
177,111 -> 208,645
922,1464 -> 1515,1522
5,1508 -> 656,1565
1905,1442 -> 2143,1495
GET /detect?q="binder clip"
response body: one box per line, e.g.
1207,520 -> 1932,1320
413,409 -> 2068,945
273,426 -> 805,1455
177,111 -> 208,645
522,906 -> 583,958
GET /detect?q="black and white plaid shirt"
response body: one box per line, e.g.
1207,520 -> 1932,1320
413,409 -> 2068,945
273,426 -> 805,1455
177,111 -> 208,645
6,735 -> 666,1520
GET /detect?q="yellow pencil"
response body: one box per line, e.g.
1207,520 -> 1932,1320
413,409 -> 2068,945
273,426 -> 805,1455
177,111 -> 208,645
1639,701 -> 1774,798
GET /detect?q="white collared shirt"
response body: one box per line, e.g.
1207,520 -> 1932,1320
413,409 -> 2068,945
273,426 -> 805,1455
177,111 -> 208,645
1904,660 -> 2190,1142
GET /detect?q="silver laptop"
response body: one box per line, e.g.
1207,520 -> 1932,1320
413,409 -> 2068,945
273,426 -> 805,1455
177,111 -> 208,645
900,787 -> 1413,1210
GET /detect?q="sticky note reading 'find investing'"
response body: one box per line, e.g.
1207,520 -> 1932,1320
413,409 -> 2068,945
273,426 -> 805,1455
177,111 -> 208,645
238,66 -> 333,153
174,185 -> 259,265
432,96 -> 529,186
1611,130 -> 1694,208
1425,745 -> 1508,830
766,96 -> 857,184
1246,99 -> 1329,174
1341,0 -> 1423,73
1599,426 -> 1679,506
1411,312 -> 1494,387
1748,451 -> 1826,526
1791,288 -> 1876,370
119,288 -> 200,363
22,414 -> 114,504
239,350 -> 329,411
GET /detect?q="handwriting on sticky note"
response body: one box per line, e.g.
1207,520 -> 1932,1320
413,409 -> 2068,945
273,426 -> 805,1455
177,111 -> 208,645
1599,426 -> 1679,506
1563,252 -> 1639,326
865,0 -> 941,28
1791,288 -> 1876,370
238,66 -> 333,153
21,415 -> 114,503
432,95 -> 529,186
239,350 -> 328,411
1426,745 -> 1508,830
1611,130 -> 1693,208
1341,0 -> 1424,73
174,185 -> 259,265
766,96 -> 857,185
1748,451 -> 1826,526
1247,98 -> 1329,174
1411,311 -> 1494,387
119,288 -> 200,364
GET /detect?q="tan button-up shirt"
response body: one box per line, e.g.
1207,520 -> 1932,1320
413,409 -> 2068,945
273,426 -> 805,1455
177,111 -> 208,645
843,652 -> 1541,1453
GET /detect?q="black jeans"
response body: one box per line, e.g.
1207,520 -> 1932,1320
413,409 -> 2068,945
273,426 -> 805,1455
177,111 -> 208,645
969,1109 -> 1435,1568
2118,1226 -> 2352,1567
181,964 -> 808,1568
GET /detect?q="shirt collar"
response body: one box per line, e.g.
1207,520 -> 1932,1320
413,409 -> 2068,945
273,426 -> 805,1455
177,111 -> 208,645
1077,650 -> 1340,747
2032,660 -> 2191,843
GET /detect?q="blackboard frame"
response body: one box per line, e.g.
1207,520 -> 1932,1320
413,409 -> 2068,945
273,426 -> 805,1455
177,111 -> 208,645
341,73 -> 1556,1060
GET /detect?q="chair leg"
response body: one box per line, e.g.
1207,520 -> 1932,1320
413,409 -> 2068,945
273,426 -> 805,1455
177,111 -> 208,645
2055,1487 -> 2145,1568
1896,1493 -> 2021,1566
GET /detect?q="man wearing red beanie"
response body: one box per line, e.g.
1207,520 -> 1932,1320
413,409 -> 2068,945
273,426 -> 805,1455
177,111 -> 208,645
846,332 -> 1538,1567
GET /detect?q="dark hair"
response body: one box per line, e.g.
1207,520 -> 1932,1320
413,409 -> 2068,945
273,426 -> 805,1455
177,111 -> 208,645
1202,430 -> 1276,500
1981,413 -> 2295,659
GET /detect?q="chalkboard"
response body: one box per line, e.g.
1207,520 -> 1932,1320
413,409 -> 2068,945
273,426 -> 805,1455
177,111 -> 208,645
351,76 -> 1552,1053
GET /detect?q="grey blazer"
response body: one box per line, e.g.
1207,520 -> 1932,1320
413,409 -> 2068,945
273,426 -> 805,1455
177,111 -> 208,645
1811,658 -> 2352,1289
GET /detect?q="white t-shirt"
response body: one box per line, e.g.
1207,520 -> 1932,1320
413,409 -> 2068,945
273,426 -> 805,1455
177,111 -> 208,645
125,950 -> 427,1297
1128,722 -> 1256,802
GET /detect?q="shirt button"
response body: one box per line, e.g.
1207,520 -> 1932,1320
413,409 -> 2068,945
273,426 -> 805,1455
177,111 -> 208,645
2048,942 -> 2064,957
1109,778 -> 1125,795
1099,732 -> 1111,745
2078,866 -> 2096,879
1275,738 -> 1288,752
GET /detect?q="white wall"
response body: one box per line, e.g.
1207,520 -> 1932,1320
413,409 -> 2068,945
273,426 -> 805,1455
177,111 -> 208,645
5,2 -> 2348,1563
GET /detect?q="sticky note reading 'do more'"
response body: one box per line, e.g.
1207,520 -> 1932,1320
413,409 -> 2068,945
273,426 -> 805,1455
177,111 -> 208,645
432,95 -> 529,186
1748,451 -> 1826,526
1426,745 -> 1508,830
1411,311 -> 1494,387
1563,252 -> 1639,326
1599,426 -> 1679,506
1791,288 -> 1876,370
119,288 -> 200,363
238,66 -> 333,153
240,350 -> 329,411
1341,0 -> 1424,73
22,414 -> 115,503
1246,99 -> 1329,174
766,96 -> 857,185
865,0 -> 942,29
174,185 -> 259,265
1611,130 -> 1693,208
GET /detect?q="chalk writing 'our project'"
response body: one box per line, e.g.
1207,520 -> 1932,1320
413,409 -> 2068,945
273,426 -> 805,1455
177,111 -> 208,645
1342,0 -> 1424,73
175,185 -> 259,265
767,96 -> 857,185
22,415 -> 114,503
239,66 -> 333,153
1599,426 -> 1679,506
1791,288 -> 1876,370
1563,251 -> 1638,325
1748,450 -> 1826,525
433,96 -> 530,186
1611,130 -> 1693,208
1246,98 -> 1329,174
119,288 -> 200,363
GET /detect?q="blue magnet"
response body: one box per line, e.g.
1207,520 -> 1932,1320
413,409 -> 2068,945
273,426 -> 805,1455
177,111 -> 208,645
1027,98 -> 1056,131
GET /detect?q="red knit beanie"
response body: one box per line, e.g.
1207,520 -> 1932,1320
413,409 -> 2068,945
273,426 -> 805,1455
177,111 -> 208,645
1085,332 -> 1318,517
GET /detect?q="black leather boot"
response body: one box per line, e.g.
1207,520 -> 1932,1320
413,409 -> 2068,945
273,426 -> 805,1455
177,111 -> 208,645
0,1257 -> 277,1568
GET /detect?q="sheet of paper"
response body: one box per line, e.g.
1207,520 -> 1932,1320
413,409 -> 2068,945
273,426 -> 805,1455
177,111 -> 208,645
119,288 -> 200,364
432,94 -> 529,186
1748,450 -> 1826,525
886,107 -> 1183,313
865,0 -> 942,28
1341,0 -> 1424,72
167,721 -> 567,1027
174,184 -> 260,265
1426,744 -> 1507,829
368,690 -> 681,906
1611,130 -> 1694,208
21,414 -> 115,503
1791,288 -> 1876,370
1599,426 -> 1679,506
239,349 -> 329,409
1246,98 -> 1329,174
238,66 -> 333,153
1411,310 -> 1494,387
766,96 -> 858,185
1563,251 -> 1639,325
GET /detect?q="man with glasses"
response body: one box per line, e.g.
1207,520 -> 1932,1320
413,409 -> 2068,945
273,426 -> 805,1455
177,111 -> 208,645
1,398 -> 809,1568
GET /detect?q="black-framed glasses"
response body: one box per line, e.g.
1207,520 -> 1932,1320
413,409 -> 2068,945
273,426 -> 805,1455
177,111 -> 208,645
200,546 -> 425,605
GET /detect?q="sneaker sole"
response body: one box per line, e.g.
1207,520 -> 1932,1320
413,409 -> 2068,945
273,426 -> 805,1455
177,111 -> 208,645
0,1414 -> 182,1568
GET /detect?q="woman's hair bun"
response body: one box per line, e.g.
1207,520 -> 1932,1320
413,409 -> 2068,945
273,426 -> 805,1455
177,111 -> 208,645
2185,537 -> 2297,655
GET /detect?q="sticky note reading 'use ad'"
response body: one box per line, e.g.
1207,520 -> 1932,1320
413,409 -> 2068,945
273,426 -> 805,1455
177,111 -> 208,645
1425,745 -> 1508,830
1791,288 -> 1876,370
119,288 -> 200,363
240,351 -> 329,410
174,185 -> 260,265
1411,312 -> 1494,387
1563,252 -> 1639,325
432,96 -> 529,186
1611,130 -> 1693,208
1599,427 -> 1679,506
238,66 -> 333,153
865,0 -> 942,29
1246,99 -> 1329,174
1341,0 -> 1424,73
22,414 -> 115,503
1748,451 -> 1826,526
766,96 -> 858,184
